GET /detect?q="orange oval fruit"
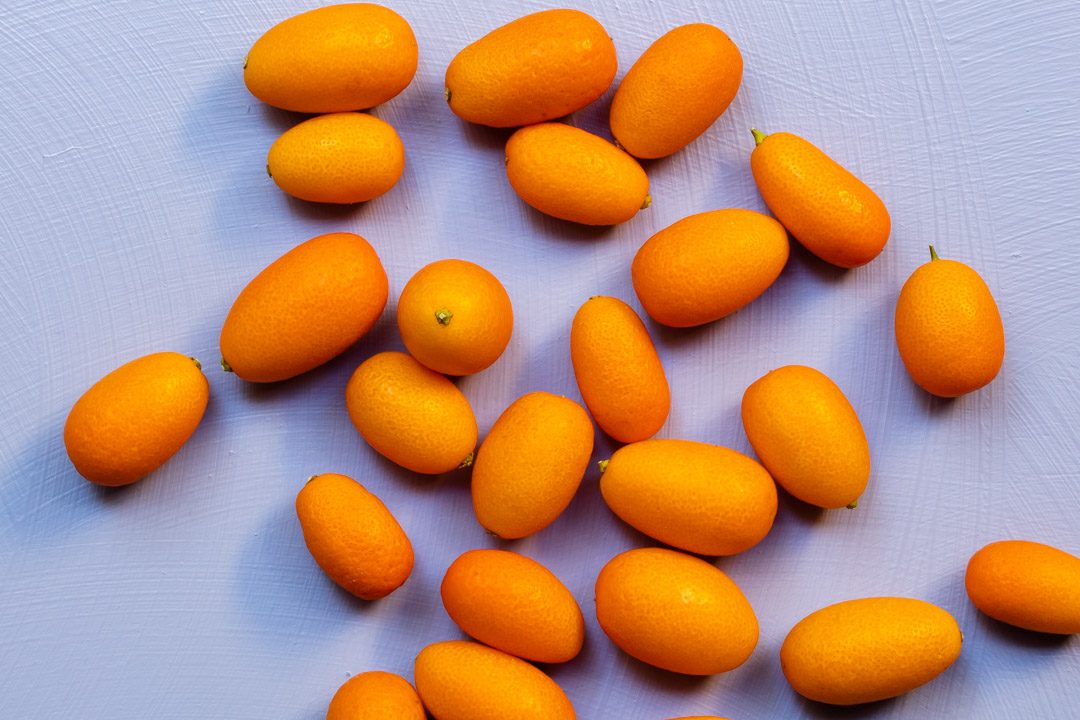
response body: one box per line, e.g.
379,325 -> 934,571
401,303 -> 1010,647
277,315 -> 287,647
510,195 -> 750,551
571,296 -> 669,443
781,597 -> 962,705
600,439 -> 777,556
506,123 -> 650,226
295,473 -> 413,600
396,259 -> 513,376
445,9 -> 616,128
895,246 -> 1005,397
440,549 -> 585,663
64,352 -> 208,487
631,208 -> 789,327
414,640 -> 575,720
965,540 -> 1080,634
595,547 -> 758,675
220,232 -> 388,383
345,351 -> 477,474
267,112 -> 404,204
741,365 -> 870,509
610,24 -> 742,159
750,130 -> 890,268
327,671 -> 425,720
471,392 -> 594,539
244,4 -> 417,113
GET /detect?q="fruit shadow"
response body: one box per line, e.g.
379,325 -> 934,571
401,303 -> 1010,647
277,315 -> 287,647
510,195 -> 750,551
973,611 -> 1074,650
786,235 -> 850,285
795,695 -> 898,718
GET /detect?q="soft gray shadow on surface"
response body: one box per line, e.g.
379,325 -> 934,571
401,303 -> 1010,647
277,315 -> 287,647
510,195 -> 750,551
975,612 -> 1074,650
797,694 -> 898,718
459,120 -> 515,153
520,203 -> 621,243
786,234 -> 849,284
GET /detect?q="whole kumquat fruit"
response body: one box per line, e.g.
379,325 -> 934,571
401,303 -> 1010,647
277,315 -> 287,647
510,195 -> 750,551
244,3 -> 418,113
781,597 -> 962,705
295,473 -> 413,600
64,352 -> 208,487
345,351 -> 477,474
506,123 -> 650,226
471,392 -> 593,539
440,549 -> 585,663
396,259 -> 513,376
595,547 -> 758,675
631,208 -> 789,327
267,112 -> 405,204
741,365 -> 870,509
326,671 -> 425,720
414,640 -> 575,720
965,540 -> 1080,634
610,23 -> 742,159
750,129 -> 890,268
894,245 -> 1005,397
570,296 -> 670,443
445,9 -> 616,128
220,232 -> 388,383
600,439 -> 777,556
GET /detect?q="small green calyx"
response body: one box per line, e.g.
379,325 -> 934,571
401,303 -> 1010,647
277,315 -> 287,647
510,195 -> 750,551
846,499 -> 859,510
640,194 -> 652,210
220,358 -> 233,373
598,459 -> 610,474
435,308 -> 453,326
751,128 -> 767,146
929,244 -> 940,261
189,356 -> 202,371
444,88 -> 452,104
458,452 -> 474,469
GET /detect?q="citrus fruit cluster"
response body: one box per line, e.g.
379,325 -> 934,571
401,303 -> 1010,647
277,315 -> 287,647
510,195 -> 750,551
60,4 -> 1075,719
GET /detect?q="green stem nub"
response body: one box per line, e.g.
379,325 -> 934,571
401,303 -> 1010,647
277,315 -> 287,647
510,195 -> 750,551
597,459 -> 610,474
220,358 -> 233,373
846,499 -> 859,510
435,308 -> 453,326
640,194 -> 652,210
444,88 -> 452,103
458,452 -> 474,469
929,245 -> 940,261
189,356 -> 202,371
751,128 -> 767,146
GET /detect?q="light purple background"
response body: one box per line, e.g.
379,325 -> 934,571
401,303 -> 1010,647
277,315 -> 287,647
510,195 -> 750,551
2,1 -> 1078,718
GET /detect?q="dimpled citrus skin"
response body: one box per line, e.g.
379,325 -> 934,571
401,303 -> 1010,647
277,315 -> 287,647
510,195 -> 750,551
441,549 -> 585,663
397,259 -> 513,376
894,248 -> 1005,397
781,597 -> 962,705
345,351 -> 477,474
472,392 -> 594,539
244,4 -> 417,113
295,473 -> 413,600
326,671 -> 425,720
220,232 -> 388,383
267,112 -> 404,204
445,9 -> 616,128
601,439 -> 777,556
571,296 -> 670,443
631,209 -> 789,327
741,365 -> 870,509
506,123 -> 649,226
751,130 -> 890,268
610,24 -> 742,159
64,352 -> 208,487
965,540 -> 1080,634
595,547 -> 758,675
414,640 -> 575,720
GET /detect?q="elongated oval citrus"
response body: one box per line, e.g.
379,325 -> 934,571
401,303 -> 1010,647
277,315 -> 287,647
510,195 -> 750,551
966,540 -> 1080,634
64,352 -> 208,487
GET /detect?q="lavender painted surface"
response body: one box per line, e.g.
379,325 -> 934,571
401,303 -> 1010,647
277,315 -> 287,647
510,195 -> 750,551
1,0 -> 1078,717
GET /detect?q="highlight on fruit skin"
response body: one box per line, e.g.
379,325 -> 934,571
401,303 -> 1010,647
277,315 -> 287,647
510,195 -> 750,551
894,245 -> 1005,397
445,8 -> 616,128
610,23 -> 743,159
780,596 -> 962,705
63,351 -> 209,487
244,3 -> 418,113
965,539 -> 1080,634
267,112 -> 405,204
750,128 -> 890,268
